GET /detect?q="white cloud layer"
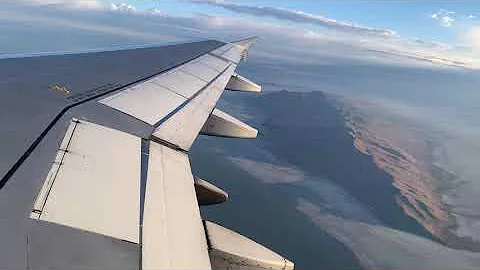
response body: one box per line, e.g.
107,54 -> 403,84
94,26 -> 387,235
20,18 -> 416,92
297,198 -> 480,270
194,0 -> 395,37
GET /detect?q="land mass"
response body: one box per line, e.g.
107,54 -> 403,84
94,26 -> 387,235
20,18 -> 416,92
335,95 -> 480,251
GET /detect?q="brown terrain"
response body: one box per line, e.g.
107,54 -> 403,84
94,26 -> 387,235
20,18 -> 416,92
331,95 -> 480,251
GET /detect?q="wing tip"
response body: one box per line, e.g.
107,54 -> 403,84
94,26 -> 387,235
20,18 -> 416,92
229,36 -> 259,50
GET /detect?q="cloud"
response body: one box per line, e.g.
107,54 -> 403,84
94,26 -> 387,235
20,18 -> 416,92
0,10 -> 167,41
441,16 -> 455,27
149,8 -> 164,15
21,0 -> 104,9
227,157 -> 304,184
297,198 -> 480,270
193,0 -> 395,37
431,9 -> 456,27
21,0 -> 140,13
192,13 -> 471,68
109,3 -> 136,13
468,14 -> 476,19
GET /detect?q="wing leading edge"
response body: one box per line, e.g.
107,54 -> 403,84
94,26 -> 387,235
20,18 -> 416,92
26,37 -> 294,270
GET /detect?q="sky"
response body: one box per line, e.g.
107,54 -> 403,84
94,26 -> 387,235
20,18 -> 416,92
5,0 -> 480,69
139,1 -> 479,43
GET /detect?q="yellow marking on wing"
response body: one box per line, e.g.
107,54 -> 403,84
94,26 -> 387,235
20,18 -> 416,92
49,84 -> 71,94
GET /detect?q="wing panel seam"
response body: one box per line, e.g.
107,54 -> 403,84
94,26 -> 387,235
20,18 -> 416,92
208,52 -> 238,65
31,118 -> 80,218
151,63 -> 232,130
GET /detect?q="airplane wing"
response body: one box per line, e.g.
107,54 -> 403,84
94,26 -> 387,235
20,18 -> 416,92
0,38 -> 294,270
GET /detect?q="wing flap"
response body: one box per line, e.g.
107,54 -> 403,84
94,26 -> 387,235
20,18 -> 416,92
152,65 -> 235,150
99,81 -> 186,125
142,141 -> 211,269
31,119 -> 141,244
